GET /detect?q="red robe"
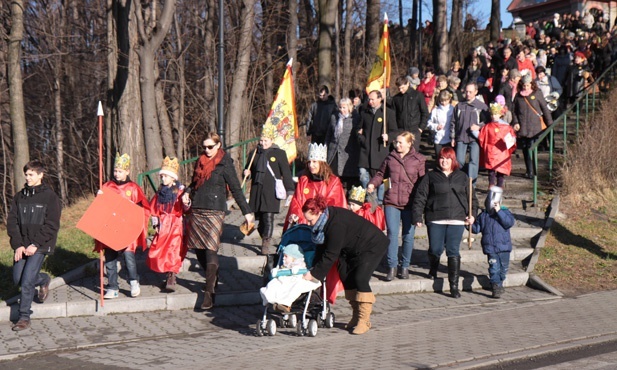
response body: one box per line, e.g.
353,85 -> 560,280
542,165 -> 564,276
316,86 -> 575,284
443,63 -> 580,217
147,189 -> 187,274
283,174 -> 347,304
283,174 -> 348,232
94,181 -> 150,252
479,121 -> 517,175
355,203 -> 386,231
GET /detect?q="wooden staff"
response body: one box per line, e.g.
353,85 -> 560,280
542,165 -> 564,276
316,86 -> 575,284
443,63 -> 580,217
383,67 -> 388,147
241,147 -> 258,188
97,101 -> 105,306
467,176 -> 473,250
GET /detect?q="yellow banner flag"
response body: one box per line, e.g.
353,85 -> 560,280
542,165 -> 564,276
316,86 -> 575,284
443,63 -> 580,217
265,59 -> 298,163
366,13 -> 391,94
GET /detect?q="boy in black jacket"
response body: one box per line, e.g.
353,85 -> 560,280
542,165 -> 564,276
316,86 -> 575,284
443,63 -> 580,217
7,161 -> 62,331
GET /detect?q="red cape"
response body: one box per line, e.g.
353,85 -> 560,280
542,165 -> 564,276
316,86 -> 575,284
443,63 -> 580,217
355,203 -> 386,231
146,191 -> 187,273
479,122 -> 517,175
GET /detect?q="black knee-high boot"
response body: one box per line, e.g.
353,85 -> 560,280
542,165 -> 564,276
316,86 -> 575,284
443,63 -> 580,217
428,253 -> 440,279
260,212 -> 275,255
447,256 -> 461,298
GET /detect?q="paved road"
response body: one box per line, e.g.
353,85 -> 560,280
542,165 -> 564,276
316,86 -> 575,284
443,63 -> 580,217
2,288 -> 617,369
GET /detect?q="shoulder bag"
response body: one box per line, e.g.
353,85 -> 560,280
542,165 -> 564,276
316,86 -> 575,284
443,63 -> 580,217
266,162 -> 287,200
523,95 -> 547,130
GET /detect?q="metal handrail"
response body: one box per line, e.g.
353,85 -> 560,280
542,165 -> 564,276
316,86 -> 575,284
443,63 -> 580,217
528,58 -> 617,206
136,137 -> 259,190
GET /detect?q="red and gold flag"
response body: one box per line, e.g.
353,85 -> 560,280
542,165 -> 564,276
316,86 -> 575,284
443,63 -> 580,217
265,59 -> 298,163
366,13 -> 391,93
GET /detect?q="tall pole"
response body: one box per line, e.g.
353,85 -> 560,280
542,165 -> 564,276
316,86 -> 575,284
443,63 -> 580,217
418,1 -> 422,70
97,101 -> 105,307
217,0 -> 225,146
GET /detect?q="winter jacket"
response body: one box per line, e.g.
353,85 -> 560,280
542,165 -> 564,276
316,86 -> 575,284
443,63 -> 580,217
389,88 -> 429,134
427,104 -> 454,144
564,63 -> 589,100
552,54 -> 571,86
472,207 -> 515,255
7,184 -> 62,255
369,149 -> 426,209
412,169 -> 478,225
358,104 -> 398,170
451,98 -> 489,144
247,146 -> 295,214
511,90 -> 553,138
325,112 -> 361,178
189,153 -> 252,215
306,96 -> 337,143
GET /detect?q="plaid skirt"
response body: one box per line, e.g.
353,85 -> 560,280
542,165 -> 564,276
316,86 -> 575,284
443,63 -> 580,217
185,209 -> 225,252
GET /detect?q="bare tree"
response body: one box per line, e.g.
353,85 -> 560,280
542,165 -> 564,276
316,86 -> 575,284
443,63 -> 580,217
432,0 -> 449,74
365,0 -> 380,67
288,0 -> 298,76
490,0 -> 500,43
342,0 -> 353,95
449,0 -> 463,64
317,0 -> 338,88
7,0 -> 28,193
135,0 -> 176,171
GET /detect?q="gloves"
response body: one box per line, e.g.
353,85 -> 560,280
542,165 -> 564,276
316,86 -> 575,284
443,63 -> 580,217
291,266 -> 300,275
270,268 -> 279,279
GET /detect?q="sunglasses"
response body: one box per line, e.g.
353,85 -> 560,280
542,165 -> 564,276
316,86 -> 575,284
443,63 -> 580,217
203,144 -> 217,150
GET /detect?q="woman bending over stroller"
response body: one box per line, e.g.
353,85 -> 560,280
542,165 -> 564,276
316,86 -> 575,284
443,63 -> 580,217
301,196 -> 388,335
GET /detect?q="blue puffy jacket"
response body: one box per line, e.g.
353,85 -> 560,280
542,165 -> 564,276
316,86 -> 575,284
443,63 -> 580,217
471,207 -> 515,255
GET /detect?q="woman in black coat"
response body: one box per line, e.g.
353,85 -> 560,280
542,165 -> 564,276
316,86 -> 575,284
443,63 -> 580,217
183,132 -> 254,310
412,147 -> 478,298
511,75 -> 553,178
325,97 -> 361,190
302,196 -> 388,335
244,124 -> 295,255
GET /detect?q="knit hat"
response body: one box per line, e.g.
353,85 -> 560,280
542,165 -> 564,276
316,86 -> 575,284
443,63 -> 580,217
159,156 -> 179,180
521,73 -> 533,84
348,185 -> 366,206
308,143 -> 327,162
574,51 -> 587,60
283,244 -> 304,259
261,123 -> 277,140
114,153 -> 130,171
495,94 -> 506,106
509,69 -> 522,80
409,67 -> 420,76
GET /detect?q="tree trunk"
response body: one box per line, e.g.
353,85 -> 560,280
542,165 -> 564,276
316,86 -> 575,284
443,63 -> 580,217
433,0 -> 449,74
156,80 -> 177,159
449,0 -> 463,64
342,0 -> 352,96
203,0 -> 216,132
136,0 -> 176,171
288,0 -> 298,76
7,0 -> 29,194
317,0 -> 338,88
365,0 -> 380,68
490,0 -> 501,44
227,0 -> 256,164
111,0 -> 146,176
410,0 -> 418,68
172,14 -> 186,163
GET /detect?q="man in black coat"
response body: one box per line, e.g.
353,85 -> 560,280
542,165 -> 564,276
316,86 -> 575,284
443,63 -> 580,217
305,85 -> 337,145
358,90 -> 398,202
390,75 -> 429,152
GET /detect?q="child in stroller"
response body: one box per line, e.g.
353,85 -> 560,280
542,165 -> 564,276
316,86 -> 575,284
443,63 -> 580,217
259,243 -> 320,312
256,225 -> 336,337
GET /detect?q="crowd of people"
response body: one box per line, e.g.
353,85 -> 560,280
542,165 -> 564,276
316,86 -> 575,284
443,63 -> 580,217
8,10 -> 615,334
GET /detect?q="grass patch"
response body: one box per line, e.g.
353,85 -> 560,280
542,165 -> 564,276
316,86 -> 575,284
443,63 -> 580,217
0,196 -> 98,302
535,196 -> 617,296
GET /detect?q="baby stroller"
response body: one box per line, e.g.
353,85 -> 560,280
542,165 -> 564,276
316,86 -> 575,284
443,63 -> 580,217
256,224 -> 335,337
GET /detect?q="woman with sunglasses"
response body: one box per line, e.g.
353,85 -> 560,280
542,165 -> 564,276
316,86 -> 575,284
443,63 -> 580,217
182,132 -> 254,310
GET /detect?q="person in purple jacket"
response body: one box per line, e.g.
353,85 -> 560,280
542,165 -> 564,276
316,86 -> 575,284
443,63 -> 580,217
472,186 -> 515,299
367,131 -> 425,281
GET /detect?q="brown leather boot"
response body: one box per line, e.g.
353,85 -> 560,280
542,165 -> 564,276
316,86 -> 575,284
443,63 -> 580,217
165,272 -> 176,292
202,263 -> 218,309
344,289 -> 359,329
261,238 -> 273,255
352,292 -> 375,335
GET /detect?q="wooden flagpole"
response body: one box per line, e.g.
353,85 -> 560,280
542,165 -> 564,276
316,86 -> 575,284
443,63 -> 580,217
97,101 -> 105,306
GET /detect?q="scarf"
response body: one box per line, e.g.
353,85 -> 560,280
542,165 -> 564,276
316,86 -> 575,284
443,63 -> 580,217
157,183 -> 178,213
311,207 -> 330,245
335,113 -> 347,141
192,149 -> 225,189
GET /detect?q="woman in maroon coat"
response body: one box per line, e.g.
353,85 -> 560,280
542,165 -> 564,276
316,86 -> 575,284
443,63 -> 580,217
367,131 -> 425,281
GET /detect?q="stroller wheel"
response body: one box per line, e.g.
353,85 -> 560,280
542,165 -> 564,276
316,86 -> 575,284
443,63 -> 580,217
266,319 -> 277,336
324,312 -> 335,328
307,319 -> 318,337
255,320 -> 264,337
287,314 -> 297,329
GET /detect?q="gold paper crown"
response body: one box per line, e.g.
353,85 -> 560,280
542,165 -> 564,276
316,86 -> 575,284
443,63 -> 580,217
308,143 -> 328,162
489,103 -> 505,117
159,156 -> 180,180
348,185 -> 366,205
261,123 -> 277,140
114,153 -> 131,171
